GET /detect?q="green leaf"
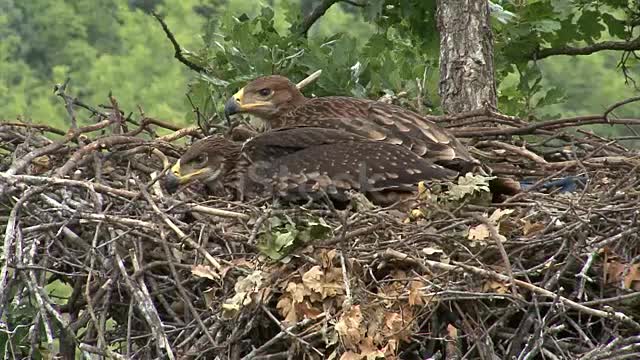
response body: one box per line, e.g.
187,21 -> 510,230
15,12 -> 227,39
447,173 -> 496,201
257,215 -> 332,260
298,218 -> 332,242
536,86 -> 566,108
577,10 -> 605,43
601,13 -> 627,39
45,279 -> 73,305
533,19 -> 562,33
198,73 -> 230,87
257,228 -> 298,260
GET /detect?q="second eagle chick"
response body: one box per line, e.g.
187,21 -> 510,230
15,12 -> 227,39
164,127 -> 457,207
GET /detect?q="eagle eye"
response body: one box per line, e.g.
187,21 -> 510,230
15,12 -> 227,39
258,88 -> 272,97
193,154 -> 208,166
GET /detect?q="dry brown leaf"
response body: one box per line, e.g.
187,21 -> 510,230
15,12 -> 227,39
604,260 -> 625,284
468,224 -> 490,241
276,296 -> 298,324
302,265 -> 344,299
383,310 -> 413,342
489,208 -> 514,222
278,280 -> 324,325
468,209 -> 513,242
604,260 -> 640,291
390,270 -> 408,278
522,220 -> 545,236
482,280 -> 509,294
335,305 -> 365,350
339,351 -> 363,360
359,336 -> 385,360
285,281 -> 310,303
191,265 -> 218,280
230,258 -> 255,269
298,300 -> 324,319
366,306 -> 385,346
624,265 -> 640,290
321,249 -> 338,268
408,281 -> 425,306
384,339 -> 399,359
378,282 -> 404,307
384,313 -> 403,334
221,270 -> 265,315
30,155 -> 51,174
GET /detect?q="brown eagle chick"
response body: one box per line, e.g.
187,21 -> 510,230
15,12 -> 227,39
224,75 -> 480,173
164,127 -> 457,207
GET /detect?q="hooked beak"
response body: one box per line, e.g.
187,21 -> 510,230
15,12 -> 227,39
164,161 -> 208,194
224,88 -> 244,126
163,160 -> 222,194
163,161 -> 184,194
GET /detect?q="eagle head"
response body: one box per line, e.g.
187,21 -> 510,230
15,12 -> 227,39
164,136 -> 241,194
224,75 -> 306,121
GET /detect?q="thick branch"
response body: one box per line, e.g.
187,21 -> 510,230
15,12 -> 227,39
533,36 -> 640,60
152,12 -> 206,73
298,0 -> 363,36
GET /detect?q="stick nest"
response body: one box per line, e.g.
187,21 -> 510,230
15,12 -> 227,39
1,94 -> 640,360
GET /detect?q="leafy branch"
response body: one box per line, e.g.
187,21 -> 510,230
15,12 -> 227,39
533,35 -> 640,60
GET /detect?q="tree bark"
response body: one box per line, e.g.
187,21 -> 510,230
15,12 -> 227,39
436,0 -> 497,115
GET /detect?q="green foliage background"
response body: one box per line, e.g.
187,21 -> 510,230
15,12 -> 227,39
1,0 -> 638,133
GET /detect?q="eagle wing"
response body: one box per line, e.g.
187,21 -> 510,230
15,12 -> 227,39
242,126 -> 367,162
243,128 -> 457,202
274,97 -> 478,170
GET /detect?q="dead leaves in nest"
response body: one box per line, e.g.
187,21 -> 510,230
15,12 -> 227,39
221,270 -> 271,316
335,304 -> 414,360
192,244 -> 438,360
274,252 -> 429,360
465,208 -> 549,245
191,259 -> 270,317
277,249 -> 344,324
29,155 -> 52,174
482,280 -> 510,294
521,220 -> 545,237
330,271 -> 426,360
467,208 -> 514,244
602,249 -> 640,291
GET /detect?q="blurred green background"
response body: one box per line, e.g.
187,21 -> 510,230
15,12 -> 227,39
1,0 -> 638,136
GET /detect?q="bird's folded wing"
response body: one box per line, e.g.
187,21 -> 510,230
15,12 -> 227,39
276,97 -> 477,164
247,141 -> 457,196
242,126 -> 367,161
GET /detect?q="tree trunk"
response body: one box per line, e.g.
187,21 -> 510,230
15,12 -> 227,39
436,0 -> 497,115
